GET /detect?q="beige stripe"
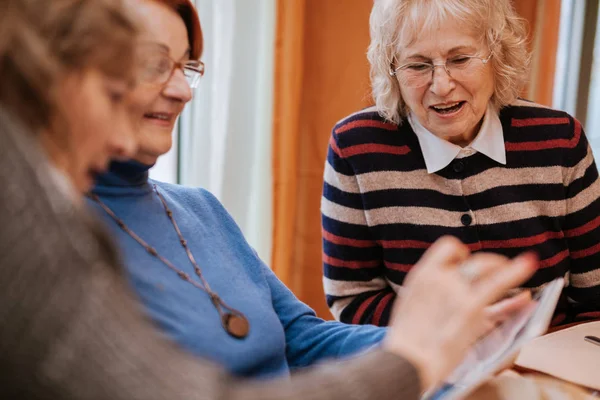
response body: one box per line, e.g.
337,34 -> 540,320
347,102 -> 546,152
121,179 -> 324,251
326,188 -> 592,227
329,297 -> 354,321
566,177 -> 600,214
570,268 -> 600,289
323,276 -> 389,297
326,165 -> 564,196
475,184 -> 600,224
387,279 -> 403,294
325,141 -> 594,197
323,161 -> 361,193
325,277 -> 397,321
365,206 -> 470,227
354,165 -> 567,196
366,181 -> 600,227
321,197 -> 369,226
564,146 -> 595,185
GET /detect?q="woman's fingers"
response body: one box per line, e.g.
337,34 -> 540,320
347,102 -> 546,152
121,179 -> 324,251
417,236 -> 470,272
456,253 -> 510,284
474,252 -> 538,306
484,291 -> 533,324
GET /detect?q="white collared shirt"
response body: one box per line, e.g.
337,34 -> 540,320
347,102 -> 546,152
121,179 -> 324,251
408,104 -> 506,174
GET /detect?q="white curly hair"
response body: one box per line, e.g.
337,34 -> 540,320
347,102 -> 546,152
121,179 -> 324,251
368,0 -> 531,124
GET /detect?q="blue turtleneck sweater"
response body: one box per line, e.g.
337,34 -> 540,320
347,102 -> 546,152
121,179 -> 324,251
88,161 -> 385,378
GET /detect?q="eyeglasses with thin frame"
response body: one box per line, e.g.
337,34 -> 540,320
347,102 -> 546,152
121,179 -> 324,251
137,42 -> 205,89
389,53 -> 493,88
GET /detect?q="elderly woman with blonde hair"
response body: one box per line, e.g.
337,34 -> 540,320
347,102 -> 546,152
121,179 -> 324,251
322,0 -> 600,326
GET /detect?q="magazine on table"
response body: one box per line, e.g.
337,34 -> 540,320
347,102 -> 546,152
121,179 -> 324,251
422,277 -> 565,400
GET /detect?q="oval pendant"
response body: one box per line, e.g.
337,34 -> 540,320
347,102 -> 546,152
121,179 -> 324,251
222,313 -> 250,339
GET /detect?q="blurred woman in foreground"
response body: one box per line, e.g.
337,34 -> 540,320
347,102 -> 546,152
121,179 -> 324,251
0,0 -> 536,399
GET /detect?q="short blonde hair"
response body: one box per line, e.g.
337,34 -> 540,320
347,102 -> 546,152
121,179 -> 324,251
368,0 -> 530,124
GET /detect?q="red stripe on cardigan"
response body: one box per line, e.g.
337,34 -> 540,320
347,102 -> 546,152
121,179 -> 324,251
378,231 -> 564,250
384,261 -> 412,272
329,135 -> 343,157
565,214 -> 600,238
323,254 -> 380,269
380,239 -> 430,249
571,242 -> 600,259
540,249 -> 570,268
480,230 -> 565,248
575,311 -> 600,320
335,119 -> 397,135
506,119 -> 580,151
550,313 -> 567,326
372,292 -> 394,326
511,117 -> 570,127
323,229 -> 378,248
351,293 -> 378,325
343,143 -> 410,157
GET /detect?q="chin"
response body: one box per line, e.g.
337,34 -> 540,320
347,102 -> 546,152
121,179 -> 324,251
137,134 -> 174,158
135,143 -> 173,164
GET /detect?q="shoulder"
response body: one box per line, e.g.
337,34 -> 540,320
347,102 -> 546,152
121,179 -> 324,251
334,106 -> 397,134
501,99 -> 576,127
331,106 -> 414,155
500,99 -> 582,145
150,180 -> 229,217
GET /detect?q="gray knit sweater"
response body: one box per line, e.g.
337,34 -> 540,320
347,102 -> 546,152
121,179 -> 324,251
0,108 -> 421,400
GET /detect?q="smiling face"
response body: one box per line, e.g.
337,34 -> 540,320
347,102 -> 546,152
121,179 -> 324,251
397,19 -> 495,146
133,0 -> 193,165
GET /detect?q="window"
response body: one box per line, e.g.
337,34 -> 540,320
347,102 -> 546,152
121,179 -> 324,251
554,0 -> 600,155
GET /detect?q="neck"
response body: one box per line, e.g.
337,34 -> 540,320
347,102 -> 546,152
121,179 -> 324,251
92,159 -> 154,196
447,114 -> 486,147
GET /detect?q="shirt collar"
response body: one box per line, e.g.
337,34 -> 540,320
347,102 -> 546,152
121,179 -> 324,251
408,104 -> 506,174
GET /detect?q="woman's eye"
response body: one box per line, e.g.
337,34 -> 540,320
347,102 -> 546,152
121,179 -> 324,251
108,90 -> 125,104
449,57 -> 471,66
104,81 -> 127,104
405,63 -> 431,72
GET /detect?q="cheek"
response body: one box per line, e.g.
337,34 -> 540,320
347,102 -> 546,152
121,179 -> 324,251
399,85 -> 424,110
469,71 -> 495,101
77,104 -> 115,159
133,86 -> 161,112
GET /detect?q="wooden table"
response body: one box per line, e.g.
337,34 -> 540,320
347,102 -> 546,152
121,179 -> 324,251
466,370 -> 597,399
466,322 -> 599,399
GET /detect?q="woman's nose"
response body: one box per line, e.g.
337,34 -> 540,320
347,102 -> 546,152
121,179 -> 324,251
429,66 -> 455,97
162,68 -> 193,103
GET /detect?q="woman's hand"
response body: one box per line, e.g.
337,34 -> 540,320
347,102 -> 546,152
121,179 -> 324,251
382,236 -> 537,390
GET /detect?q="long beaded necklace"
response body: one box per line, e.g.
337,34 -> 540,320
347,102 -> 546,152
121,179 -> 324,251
89,185 -> 250,339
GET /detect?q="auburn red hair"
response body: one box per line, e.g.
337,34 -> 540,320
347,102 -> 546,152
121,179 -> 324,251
155,0 -> 203,59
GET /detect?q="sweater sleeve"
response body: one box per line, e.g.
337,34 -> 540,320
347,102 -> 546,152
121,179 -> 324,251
321,128 -> 396,326
562,117 -> 600,321
261,261 -> 386,369
0,114 -> 424,400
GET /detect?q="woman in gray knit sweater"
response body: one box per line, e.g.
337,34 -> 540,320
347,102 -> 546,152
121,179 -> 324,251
0,0 -> 537,399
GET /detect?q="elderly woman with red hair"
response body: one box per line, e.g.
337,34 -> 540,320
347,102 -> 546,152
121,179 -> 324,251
87,0 -> 392,379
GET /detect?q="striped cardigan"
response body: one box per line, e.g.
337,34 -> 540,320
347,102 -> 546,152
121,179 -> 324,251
322,101 -> 600,326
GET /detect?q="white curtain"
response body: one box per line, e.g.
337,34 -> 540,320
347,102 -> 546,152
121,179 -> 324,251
172,0 -> 276,262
